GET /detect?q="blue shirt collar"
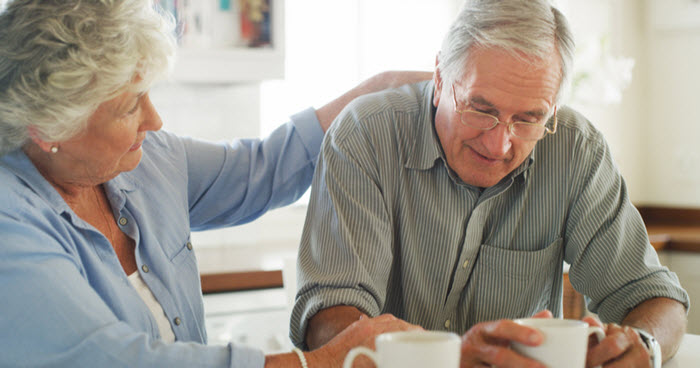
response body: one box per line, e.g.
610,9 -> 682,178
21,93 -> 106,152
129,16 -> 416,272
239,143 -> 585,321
1,148 -> 138,217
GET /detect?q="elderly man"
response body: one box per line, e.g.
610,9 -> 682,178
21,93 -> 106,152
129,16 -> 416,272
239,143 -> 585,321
290,0 -> 689,367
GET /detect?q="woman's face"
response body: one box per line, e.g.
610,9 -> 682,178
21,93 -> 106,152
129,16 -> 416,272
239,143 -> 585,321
56,89 -> 163,185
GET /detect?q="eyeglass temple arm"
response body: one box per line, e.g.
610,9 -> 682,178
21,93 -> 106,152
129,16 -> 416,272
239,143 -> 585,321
545,107 -> 558,135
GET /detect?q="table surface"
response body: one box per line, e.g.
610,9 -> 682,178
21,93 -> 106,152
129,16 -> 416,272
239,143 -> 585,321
663,334 -> 700,367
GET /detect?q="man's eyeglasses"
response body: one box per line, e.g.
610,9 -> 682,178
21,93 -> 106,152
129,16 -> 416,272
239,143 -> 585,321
451,84 -> 558,141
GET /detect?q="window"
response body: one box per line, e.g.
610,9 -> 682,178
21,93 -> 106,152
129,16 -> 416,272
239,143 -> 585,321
188,0 -> 460,255
261,0 -> 459,136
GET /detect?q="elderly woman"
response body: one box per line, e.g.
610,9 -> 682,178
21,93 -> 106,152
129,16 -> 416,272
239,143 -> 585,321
0,0 -> 427,367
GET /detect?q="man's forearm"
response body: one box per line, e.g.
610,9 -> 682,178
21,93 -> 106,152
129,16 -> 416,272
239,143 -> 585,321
622,297 -> 687,362
306,305 -> 367,350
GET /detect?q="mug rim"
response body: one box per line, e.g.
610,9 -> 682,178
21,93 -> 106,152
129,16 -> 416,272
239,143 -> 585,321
376,330 -> 461,344
514,318 -> 590,328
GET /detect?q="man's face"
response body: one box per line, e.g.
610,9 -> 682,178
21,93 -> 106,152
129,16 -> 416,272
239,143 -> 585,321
433,46 -> 561,188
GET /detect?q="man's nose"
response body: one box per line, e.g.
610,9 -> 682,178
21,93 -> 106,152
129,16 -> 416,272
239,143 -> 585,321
481,123 -> 512,158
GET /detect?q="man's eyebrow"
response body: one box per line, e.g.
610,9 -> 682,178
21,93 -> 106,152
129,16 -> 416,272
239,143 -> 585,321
470,96 -> 547,118
469,96 -> 495,108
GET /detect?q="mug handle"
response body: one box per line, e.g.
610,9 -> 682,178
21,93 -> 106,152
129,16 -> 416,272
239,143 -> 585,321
587,326 -> 605,343
343,346 -> 379,368
587,326 -> 606,368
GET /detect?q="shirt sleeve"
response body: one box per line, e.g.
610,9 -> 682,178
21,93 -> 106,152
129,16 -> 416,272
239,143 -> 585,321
289,111 -> 394,349
0,216 -> 265,368
563,134 -> 689,323
183,107 -> 324,230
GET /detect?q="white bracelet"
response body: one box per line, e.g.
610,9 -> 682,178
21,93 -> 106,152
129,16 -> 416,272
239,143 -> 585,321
292,347 -> 309,368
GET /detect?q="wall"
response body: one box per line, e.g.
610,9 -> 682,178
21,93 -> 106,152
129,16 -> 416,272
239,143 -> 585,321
661,251 -> 700,334
152,1 -> 700,263
643,0 -> 700,207
555,0 -> 647,203
150,82 -> 261,141
150,0 -> 462,259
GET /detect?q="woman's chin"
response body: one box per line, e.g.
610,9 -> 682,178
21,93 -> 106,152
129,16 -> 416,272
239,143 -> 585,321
118,149 -> 144,174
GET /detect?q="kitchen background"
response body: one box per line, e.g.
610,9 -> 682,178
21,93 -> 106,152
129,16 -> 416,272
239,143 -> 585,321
148,0 -> 700,350
1,0 -> 692,352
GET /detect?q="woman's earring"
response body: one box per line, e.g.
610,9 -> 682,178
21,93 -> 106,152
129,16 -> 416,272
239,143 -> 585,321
50,146 -> 58,153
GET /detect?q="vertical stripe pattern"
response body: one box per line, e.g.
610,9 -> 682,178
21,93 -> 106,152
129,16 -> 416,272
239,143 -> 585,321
289,81 -> 689,348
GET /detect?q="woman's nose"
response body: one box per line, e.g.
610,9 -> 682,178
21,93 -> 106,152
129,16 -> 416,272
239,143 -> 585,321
139,94 -> 163,132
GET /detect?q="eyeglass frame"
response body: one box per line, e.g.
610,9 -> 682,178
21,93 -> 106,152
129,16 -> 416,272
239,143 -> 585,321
450,84 -> 558,141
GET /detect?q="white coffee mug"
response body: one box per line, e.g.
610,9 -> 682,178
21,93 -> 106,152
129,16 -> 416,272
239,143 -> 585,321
343,330 -> 461,368
511,318 -> 605,368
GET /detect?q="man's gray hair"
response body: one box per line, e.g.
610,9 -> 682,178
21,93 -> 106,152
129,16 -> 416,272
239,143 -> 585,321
0,0 -> 176,156
438,0 -> 575,105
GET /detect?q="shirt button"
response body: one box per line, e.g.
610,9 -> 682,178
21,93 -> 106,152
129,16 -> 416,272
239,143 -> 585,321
186,242 -> 193,250
462,260 -> 469,269
141,264 -> 149,273
118,217 -> 128,226
174,317 -> 181,326
444,320 -> 451,329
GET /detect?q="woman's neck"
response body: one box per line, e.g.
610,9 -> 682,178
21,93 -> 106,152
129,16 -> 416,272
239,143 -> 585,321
23,142 -> 100,202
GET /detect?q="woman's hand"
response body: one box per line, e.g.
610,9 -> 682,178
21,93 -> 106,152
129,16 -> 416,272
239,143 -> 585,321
307,313 -> 423,368
316,71 -> 433,132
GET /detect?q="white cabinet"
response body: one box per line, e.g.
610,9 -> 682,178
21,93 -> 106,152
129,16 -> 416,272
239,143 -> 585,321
203,288 -> 292,352
661,251 -> 700,334
647,0 -> 700,31
161,0 -> 285,83
173,47 -> 284,83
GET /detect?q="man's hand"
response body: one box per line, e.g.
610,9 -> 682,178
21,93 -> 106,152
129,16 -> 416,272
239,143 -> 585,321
584,317 -> 652,367
459,310 -> 552,368
583,297 -> 687,366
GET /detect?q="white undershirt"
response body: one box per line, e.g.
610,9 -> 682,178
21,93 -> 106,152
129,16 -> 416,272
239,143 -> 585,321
127,271 -> 176,343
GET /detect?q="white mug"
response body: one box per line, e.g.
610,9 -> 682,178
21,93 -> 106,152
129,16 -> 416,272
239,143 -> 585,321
343,330 -> 461,368
511,318 -> 605,368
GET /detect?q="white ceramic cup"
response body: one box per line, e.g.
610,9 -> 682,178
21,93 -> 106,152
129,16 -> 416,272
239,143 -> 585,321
343,330 -> 461,368
511,318 -> 605,368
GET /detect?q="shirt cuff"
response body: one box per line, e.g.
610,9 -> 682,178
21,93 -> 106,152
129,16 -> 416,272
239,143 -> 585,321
289,107 -> 324,164
230,343 -> 265,368
290,286 -> 380,349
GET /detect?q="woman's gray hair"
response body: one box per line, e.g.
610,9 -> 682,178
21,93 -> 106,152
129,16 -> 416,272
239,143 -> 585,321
0,0 -> 176,155
438,0 -> 575,105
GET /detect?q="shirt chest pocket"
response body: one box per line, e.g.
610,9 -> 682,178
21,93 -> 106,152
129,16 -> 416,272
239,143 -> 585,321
169,235 -> 195,265
466,238 -> 563,321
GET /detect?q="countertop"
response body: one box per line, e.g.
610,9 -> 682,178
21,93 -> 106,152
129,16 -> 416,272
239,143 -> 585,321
198,206 -> 700,294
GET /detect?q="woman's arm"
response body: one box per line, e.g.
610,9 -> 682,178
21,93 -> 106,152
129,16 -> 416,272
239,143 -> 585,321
183,71 -> 432,230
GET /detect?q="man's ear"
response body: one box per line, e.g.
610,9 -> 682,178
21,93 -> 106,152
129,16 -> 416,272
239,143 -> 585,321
27,126 -> 55,153
433,54 -> 443,107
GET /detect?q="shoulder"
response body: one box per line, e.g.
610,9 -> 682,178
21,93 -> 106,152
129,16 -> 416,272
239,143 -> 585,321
535,105 -> 609,163
329,81 -> 432,145
142,129 -> 185,158
129,130 -> 188,183
0,160 -> 51,222
552,106 -> 606,147
345,81 -> 429,120
0,167 -> 76,259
